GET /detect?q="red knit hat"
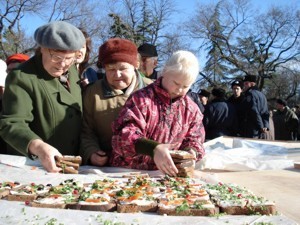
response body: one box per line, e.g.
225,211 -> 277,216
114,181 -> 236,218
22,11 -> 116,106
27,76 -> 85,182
6,54 -> 30,65
99,38 -> 138,68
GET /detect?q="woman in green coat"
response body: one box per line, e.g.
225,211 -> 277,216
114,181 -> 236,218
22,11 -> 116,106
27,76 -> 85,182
0,21 -> 85,172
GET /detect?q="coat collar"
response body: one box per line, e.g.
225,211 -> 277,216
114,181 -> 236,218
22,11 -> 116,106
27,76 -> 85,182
34,55 -> 82,112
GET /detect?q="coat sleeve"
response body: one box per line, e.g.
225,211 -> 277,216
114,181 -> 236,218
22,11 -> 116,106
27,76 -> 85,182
110,94 -> 155,170
0,70 -> 40,156
80,86 -> 102,165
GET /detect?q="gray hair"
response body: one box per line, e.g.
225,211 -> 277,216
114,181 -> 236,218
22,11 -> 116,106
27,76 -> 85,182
162,50 -> 199,83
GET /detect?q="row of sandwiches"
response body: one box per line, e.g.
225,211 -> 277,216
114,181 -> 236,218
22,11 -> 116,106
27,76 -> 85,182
0,174 -> 276,216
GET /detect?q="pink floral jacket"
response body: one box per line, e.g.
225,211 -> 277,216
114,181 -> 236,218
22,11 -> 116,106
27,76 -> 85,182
110,78 -> 205,170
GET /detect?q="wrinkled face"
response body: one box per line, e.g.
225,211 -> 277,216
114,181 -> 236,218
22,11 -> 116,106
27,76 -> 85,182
41,48 -> 76,77
141,57 -> 157,77
75,44 -> 87,64
161,72 -> 193,99
104,62 -> 135,90
232,85 -> 242,97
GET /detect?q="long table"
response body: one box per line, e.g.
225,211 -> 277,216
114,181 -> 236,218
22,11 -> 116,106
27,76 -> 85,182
0,154 -> 299,224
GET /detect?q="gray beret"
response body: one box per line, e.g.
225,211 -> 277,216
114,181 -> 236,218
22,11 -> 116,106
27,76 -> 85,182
34,21 -> 85,51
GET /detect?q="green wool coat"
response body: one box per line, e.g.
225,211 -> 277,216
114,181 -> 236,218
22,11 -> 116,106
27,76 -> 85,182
0,54 -> 82,157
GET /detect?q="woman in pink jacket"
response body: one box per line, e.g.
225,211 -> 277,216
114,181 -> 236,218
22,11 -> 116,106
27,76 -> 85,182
111,50 -> 205,176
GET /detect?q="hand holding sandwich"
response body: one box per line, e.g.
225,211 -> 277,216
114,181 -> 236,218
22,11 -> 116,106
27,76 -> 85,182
153,143 -> 178,177
28,139 -> 62,173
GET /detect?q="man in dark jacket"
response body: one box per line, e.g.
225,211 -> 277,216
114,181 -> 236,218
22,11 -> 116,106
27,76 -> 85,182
203,87 -> 238,140
227,80 -> 244,136
240,75 -> 269,138
273,99 -> 298,140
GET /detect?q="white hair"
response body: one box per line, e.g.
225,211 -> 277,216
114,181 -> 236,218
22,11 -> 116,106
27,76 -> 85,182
162,50 -> 199,83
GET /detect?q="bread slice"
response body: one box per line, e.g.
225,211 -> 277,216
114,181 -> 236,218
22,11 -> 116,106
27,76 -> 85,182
220,205 -> 276,215
157,205 -> 219,216
31,194 -> 77,209
169,150 -> 194,160
78,201 -> 117,212
55,155 -> 82,165
59,165 -> 79,174
56,160 -> 79,170
175,159 -> 194,169
206,183 -> 277,215
117,201 -> 158,213
157,199 -> 218,216
7,183 -> 50,202
0,189 -> 9,199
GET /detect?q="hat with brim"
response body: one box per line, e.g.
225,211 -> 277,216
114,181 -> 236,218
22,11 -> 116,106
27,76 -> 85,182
231,80 -> 243,88
34,21 -> 85,51
138,43 -> 158,57
276,99 -> 287,106
243,75 -> 257,83
212,88 -> 226,98
198,89 -> 210,98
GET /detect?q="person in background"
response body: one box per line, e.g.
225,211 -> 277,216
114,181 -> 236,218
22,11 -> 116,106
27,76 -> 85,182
273,99 -> 298,141
187,90 -> 204,114
240,75 -> 269,138
6,53 -> 30,73
0,59 -> 8,154
80,38 -> 152,167
197,89 -> 210,113
227,80 -> 244,136
204,87 -> 238,140
82,46 -> 106,84
0,21 -> 85,172
138,43 -> 158,79
110,50 -> 205,177
75,28 -> 92,89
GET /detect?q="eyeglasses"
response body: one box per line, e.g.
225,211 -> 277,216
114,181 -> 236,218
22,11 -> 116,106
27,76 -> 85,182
48,50 -> 75,64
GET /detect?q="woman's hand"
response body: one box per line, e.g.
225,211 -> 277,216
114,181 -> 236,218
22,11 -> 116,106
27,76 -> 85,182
90,150 -> 108,167
28,139 -> 62,173
153,144 -> 178,176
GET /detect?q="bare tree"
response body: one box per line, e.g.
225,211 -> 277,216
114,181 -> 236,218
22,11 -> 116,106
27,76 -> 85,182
0,0 -> 45,57
185,0 -> 300,93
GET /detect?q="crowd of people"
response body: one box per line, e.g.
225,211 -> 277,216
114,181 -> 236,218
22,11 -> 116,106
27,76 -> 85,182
0,20 -> 299,175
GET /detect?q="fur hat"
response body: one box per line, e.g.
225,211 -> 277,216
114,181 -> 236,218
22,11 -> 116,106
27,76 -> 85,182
243,75 -> 258,83
0,59 -> 7,87
138,43 -> 158,57
231,80 -> 243,89
6,54 -> 30,66
34,21 -> 85,51
198,89 -> 210,98
212,88 -> 226,98
276,99 -> 287,106
99,38 -> 138,68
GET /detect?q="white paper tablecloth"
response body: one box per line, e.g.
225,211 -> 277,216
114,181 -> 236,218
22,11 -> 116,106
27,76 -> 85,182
0,154 -> 298,225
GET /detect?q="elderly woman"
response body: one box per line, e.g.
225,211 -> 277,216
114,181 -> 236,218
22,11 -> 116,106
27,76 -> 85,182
80,38 -> 152,166
110,50 -> 205,176
0,21 -> 85,172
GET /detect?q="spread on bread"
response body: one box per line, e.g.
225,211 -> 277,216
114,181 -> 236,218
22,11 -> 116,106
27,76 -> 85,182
0,175 -> 276,216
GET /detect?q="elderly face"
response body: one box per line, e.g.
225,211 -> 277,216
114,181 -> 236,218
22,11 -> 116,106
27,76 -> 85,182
104,62 -> 135,90
141,57 -> 157,77
161,72 -> 193,99
41,47 -> 76,77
